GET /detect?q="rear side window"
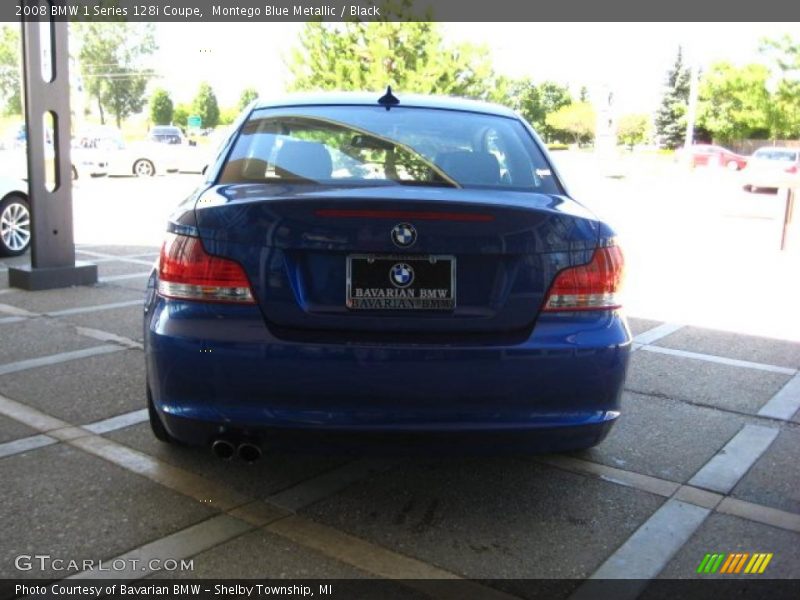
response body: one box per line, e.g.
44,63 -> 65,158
218,105 -> 561,194
754,149 -> 798,162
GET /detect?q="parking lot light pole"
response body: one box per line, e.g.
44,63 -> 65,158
8,14 -> 97,291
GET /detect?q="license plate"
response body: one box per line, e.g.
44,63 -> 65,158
346,254 -> 456,310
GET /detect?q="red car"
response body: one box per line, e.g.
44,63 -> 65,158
679,144 -> 748,170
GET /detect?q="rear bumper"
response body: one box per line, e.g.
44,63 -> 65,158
159,410 -> 618,454
144,298 -> 631,445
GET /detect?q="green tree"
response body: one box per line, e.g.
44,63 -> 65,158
192,82 -> 220,129
149,88 -> 173,125
74,22 -> 158,128
506,79 -> 572,141
287,5 -> 500,102
759,35 -> 800,140
0,25 -> 21,115
654,47 -> 691,148
616,113 -> 650,149
219,106 -> 240,125
546,102 -> 595,145
697,62 -> 770,143
238,86 -> 259,110
172,103 -> 190,128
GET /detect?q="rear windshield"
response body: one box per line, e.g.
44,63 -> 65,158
218,105 -> 561,194
754,149 -> 798,162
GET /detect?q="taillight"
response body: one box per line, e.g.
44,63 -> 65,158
785,165 -> 798,174
157,233 -> 254,303
542,243 -> 625,312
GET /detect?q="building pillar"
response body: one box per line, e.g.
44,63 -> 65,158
9,9 -> 97,290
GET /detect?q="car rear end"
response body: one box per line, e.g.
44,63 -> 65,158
743,148 -> 800,190
144,97 -> 631,454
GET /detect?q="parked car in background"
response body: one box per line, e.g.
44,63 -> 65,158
149,125 -> 195,146
742,147 -> 800,192
0,143 -> 106,181
145,92 -> 630,459
177,126 -> 233,174
0,176 -> 30,256
70,143 -> 108,179
676,144 -> 748,170
103,138 -> 179,176
0,122 -> 29,150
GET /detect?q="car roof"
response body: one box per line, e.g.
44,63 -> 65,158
253,91 -> 518,118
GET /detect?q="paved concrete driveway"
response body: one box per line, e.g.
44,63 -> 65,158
1,242 -> 799,598
2,161 -> 800,598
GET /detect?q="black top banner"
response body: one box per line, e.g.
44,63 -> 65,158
4,0 -> 800,22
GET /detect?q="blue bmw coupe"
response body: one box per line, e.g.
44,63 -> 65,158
144,91 -> 630,461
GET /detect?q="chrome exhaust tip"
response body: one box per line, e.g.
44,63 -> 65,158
211,439 -> 235,460
237,442 -> 262,463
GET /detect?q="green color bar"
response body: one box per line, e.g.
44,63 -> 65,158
710,554 -> 726,573
697,554 -> 712,573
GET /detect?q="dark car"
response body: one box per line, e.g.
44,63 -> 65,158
148,125 -> 188,145
144,91 -> 631,461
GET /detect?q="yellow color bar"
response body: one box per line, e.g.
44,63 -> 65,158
758,554 -> 773,574
745,554 -> 761,574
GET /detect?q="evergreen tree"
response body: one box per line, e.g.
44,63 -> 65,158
654,47 -> 691,148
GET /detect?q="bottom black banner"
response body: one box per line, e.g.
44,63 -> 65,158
3,579 -> 800,600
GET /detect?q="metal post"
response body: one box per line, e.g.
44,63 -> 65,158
781,188 -> 795,252
684,61 -> 699,151
8,8 -> 97,290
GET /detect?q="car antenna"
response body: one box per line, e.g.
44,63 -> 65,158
377,86 -> 400,110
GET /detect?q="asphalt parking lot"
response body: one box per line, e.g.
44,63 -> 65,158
1,164 -> 799,596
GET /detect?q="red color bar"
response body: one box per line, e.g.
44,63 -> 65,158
314,209 -> 494,222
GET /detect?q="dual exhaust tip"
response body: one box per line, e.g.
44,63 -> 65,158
211,439 -> 262,463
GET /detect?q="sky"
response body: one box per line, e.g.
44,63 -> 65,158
153,22 -> 800,114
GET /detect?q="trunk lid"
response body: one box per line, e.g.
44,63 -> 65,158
194,184 -> 601,340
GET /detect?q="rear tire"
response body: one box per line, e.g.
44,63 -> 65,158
148,387 -> 175,444
0,194 -> 31,257
133,159 -> 155,177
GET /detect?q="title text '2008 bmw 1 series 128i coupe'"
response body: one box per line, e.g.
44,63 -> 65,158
144,90 -> 631,461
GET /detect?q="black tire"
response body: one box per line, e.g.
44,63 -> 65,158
0,194 -> 31,257
148,387 -> 175,444
133,159 -> 156,177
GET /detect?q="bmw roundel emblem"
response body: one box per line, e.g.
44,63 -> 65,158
389,263 -> 414,288
391,222 -> 417,248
